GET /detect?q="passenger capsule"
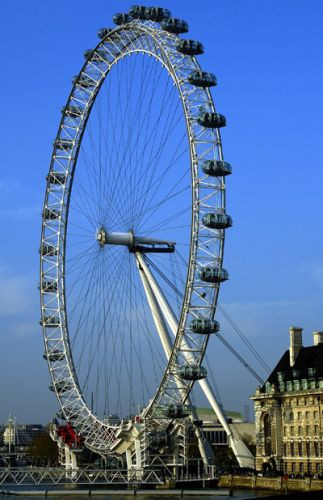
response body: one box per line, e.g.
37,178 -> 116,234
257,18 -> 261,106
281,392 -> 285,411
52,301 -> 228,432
43,350 -> 65,361
198,112 -> 226,128
42,316 -> 60,327
145,7 -> 171,22
41,244 -> 58,257
55,139 -> 73,150
62,105 -> 84,118
129,5 -> 147,19
148,430 -> 169,451
47,172 -> 67,185
177,365 -> 207,381
188,71 -> 217,88
202,213 -> 233,229
42,280 -> 58,293
164,404 -> 190,419
97,27 -> 112,39
113,13 -> 132,25
190,318 -> 220,334
43,208 -> 60,220
176,39 -> 203,56
202,160 -> 232,177
73,75 -> 96,89
199,267 -> 229,283
161,18 -> 188,34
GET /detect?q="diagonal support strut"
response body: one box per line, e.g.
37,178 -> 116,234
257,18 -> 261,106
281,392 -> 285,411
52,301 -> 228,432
135,252 -> 254,468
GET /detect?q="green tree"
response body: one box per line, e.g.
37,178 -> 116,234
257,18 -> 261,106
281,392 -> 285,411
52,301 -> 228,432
28,430 -> 58,466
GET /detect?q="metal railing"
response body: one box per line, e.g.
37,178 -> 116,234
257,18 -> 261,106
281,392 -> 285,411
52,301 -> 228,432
0,467 -> 164,486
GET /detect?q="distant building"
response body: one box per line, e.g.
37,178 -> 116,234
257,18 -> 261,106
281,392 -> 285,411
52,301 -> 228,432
0,417 -> 44,459
251,327 -> 323,475
196,407 -> 255,449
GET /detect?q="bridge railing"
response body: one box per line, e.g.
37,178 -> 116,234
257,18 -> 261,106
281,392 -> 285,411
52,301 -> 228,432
0,467 -> 164,486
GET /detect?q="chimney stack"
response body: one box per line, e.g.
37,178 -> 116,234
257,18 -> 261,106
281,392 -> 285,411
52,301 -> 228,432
313,331 -> 323,346
289,326 -> 303,366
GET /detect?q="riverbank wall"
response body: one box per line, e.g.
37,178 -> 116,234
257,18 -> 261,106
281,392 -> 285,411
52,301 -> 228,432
218,474 -> 323,493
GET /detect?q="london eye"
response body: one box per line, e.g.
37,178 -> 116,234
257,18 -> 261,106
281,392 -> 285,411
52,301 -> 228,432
40,5 -> 253,470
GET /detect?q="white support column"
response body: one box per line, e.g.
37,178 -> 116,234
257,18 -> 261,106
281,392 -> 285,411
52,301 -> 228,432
126,449 -> 132,470
136,254 -> 214,466
136,253 -> 254,468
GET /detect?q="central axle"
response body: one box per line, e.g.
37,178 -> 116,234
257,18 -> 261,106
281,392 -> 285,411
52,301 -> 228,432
96,229 -> 175,253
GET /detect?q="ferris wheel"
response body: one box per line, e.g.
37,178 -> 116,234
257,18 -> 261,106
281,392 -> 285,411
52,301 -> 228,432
40,5 -> 253,468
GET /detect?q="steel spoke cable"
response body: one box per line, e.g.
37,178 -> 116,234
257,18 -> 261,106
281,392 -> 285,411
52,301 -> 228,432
67,247 -> 119,324
81,248 -> 128,401
130,64 -> 179,223
70,247 -> 102,356
101,54 -> 141,228
103,54 -> 163,228
142,206 -> 191,235
104,57 -> 173,229
215,333 -> 265,385
144,256 -> 266,385
74,142 -> 104,224
137,167 -> 191,232
101,250 -> 134,416
83,248 -> 137,412
67,199 -> 98,230
130,87 -> 183,227
132,92 -> 183,225
217,304 -> 271,374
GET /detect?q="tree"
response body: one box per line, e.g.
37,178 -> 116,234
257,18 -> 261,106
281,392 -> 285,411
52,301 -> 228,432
28,430 -> 58,466
241,433 -> 256,456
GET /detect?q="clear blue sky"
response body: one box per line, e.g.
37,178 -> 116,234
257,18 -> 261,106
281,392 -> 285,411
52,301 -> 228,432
1,0 -> 323,424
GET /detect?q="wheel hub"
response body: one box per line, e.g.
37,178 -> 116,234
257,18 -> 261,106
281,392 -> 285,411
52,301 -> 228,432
95,228 -> 175,253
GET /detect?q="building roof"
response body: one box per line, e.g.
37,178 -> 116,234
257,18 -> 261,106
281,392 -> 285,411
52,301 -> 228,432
196,407 -> 242,422
265,343 -> 323,386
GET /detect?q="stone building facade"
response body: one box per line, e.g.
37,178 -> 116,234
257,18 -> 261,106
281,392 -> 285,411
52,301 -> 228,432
251,327 -> 323,475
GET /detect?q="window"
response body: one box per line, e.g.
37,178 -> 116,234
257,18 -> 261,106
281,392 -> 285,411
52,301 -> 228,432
306,442 -> 311,457
305,411 -> 310,420
306,425 -> 310,435
292,463 -> 296,474
298,426 -> 302,436
283,443 -> 287,456
300,463 -> 304,473
297,412 -> 302,420
264,414 -> 272,456
314,442 -> 319,457
290,443 -> 295,457
283,426 -> 287,436
298,442 -> 303,457
316,464 -> 320,474
314,411 -> 318,420
314,425 -> 319,435
290,426 -> 294,436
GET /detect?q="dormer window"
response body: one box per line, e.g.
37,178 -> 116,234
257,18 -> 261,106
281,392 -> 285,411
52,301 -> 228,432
292,369 -> 300,378
308,367 -> 317,377
277,372 -> 285,382
265,382 -> 271,393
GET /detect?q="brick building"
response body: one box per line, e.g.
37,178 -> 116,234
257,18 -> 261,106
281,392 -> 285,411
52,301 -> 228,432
251,327 -> 323,475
